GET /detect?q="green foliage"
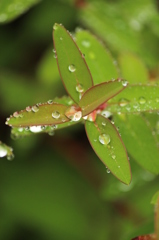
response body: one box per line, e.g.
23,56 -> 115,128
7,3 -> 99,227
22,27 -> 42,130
0,0 -> 40,23
7,23 -> 131,185
75,30 -> 119,84
85,115 -> 131,184
1,1 -> 159,239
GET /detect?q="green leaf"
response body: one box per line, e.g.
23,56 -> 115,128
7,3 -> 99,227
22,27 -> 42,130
53,23 -> 93,104
6,103 -> 71,127
75,30 -> 119,85
10,120 -> 77,139
114,114 -> 159,174
107,84 -> 159,114
85,114 -> 131,185
0,141 -> 14,160
118,53 -> 149,84
151,191 -> 159,205
79,79 -> 127,116
0,0 -> 40,24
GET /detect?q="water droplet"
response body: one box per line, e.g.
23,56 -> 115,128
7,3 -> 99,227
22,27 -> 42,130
53,24 -> 58,30
81,40 -> 91,48
118,166 -> 120,168
76,84 -> 84,93
47,100 -> 53,104
26,106 -> 32,112
30,126 -> 42,133
60,37 -> 63,40
32,105 -> 39,112
102,122 -> 106,126
18,127 -> 23,132
41,126 -> 46,130
119,98 -> 129,107
65,106 -> 82,121
133,103 -> 139,109
121,80 -> 128,87
68,64 -> 76,72
0,145 -> 7,157
54,54 -> 57,59
7,154 -> 14,161
106,169 -> 110,173
155,97 -> 159,103
139,97 -> 146,104
112,155 -> 116,160
101,111 -> 112,118
94,139 -> 97,142
25,127 -> 30,131
48,131 -> 54,136
13,111 -> 20,118
52,111 -> 60,119
99,134 -> 110,145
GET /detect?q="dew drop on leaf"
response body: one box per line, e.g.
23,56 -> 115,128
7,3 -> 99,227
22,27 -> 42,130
102,122 -> 106,126
7,154 -> 14,161
26,106 -> 32,112
65,106 -> 82,121
76,84 -> 84,93
52,111 -> 60,119
0,145 -> 7,158
47,100 -> 53,104
139,97 -> 146,104
32,105 -> 39,113
106,169 -> 110,173
68,64 -> 76,72
99,134 -> 110,145
112,155 -> 116,160
119,98 -> 129,107
81,40 -> 91,48
30,126 -> 42,133
53,24 -> 58,30
121,80 -> 128,87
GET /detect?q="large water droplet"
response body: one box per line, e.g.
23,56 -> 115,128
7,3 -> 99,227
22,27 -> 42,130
32,105 -> 39,112
0,145 -> 7,157
30,126 -> 42,133
99,134 -> 110,145
68,64 -> 76,72
76,84 -> 84,93
139,97 -> 146,104
52,111 -> 60,119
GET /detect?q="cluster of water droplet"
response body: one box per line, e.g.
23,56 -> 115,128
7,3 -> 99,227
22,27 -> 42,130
65,106 -> 82,122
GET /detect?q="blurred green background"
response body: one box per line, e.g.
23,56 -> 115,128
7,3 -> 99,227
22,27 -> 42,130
0,0 -> 159,239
